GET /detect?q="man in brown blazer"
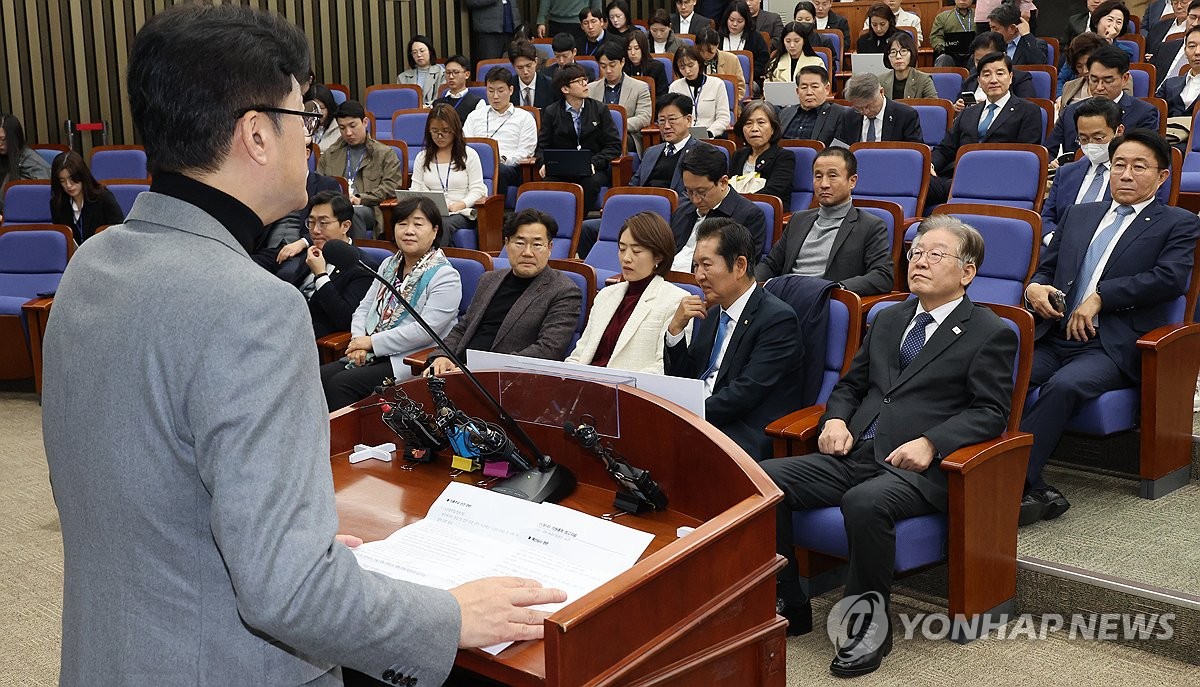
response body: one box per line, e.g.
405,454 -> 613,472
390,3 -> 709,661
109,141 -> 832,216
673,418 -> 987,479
426,209 -> 582,375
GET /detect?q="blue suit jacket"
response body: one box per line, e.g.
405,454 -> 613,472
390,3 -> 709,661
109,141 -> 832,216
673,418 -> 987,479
1031,200 -> 1200,380
1043,158 -> 1173,237
630,137 -> 708,198
1047,95 -> 1161,156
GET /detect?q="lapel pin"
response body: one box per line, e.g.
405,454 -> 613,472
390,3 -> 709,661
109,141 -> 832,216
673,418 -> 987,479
952,326 -> 962,335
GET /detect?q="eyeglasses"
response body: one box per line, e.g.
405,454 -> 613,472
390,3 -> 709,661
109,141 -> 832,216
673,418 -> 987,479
1087,75 -> 1120,86
1076,134 -> 1113,145
572,77 -> 590,86
429,127 -> 453,137
444,69 -> 468,77
235,106 -> 323,136
906,247 -> 963,265
304,217 -> 340,230
657,114 -> 688,127
887,49 -> 910,57
1111,161 -> 1161,176
684,184 -> 716,199
507,239 -> 550,252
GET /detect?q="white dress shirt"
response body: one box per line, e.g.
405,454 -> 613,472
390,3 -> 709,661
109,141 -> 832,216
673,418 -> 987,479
1182,71 -> 1200,109
462,103 -> 538,164
665,282 -> 757,395
679,13 -> 694,35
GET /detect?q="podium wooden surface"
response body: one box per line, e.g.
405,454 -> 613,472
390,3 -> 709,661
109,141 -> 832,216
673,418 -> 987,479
329,371 -> 788,686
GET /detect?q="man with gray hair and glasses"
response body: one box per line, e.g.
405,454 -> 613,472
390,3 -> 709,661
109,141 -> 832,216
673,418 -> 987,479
838,72 -> 924,144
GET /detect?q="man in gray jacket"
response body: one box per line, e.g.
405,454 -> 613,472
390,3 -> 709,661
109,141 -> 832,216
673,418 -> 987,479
41,6 -> 563,686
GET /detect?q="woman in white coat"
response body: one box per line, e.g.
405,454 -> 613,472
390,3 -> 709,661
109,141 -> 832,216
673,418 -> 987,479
567,212 -> 690,373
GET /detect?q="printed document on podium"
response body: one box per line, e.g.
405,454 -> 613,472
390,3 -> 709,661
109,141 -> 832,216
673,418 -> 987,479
353,482 -> 655,653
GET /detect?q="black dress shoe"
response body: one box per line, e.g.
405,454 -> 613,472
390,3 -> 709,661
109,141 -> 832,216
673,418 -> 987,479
777,597 -> 812,636
1019,491 -> 1048,527
830,617 -> 892,678
1039,485 -> 1071,520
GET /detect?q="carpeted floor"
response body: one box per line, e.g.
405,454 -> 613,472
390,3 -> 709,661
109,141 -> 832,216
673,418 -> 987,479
4,389 -> 1198,685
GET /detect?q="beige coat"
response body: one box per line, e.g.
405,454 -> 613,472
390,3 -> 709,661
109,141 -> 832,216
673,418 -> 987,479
566,275 -> 690,374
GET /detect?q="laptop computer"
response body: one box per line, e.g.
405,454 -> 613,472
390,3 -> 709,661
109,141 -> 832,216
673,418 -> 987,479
763,81 -> 800,107
848,52 -> 887,75
942,31 -> 976,56
393,189 -> 450,215
543,149 -> 593,177
688,125 -> 711,140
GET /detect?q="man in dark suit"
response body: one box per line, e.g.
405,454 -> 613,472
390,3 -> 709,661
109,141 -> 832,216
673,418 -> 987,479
1145,0 -> 1172,37
671,0 -> 711,35
427,209 -> 582,375
960,32 -> 1038,101
432,55 -> 484,121
578,7 -> 621,58
665,218 -> 803,460
748,0 -> 784,52
1146,0 -> 1189,56
756,147 -> 893,295
535,63 -> 622,211
253,141 -> 341,273
1048,47 -> 1161,160
669,144 -> 767,272
987,3 -> 1049,65
511,40 -> 557,108
839,72 -> 924,144
1042,98 -> 1125,242
282,191 -> 382,338
578,93 -> 711,257
1020,130 -> 1200,525
1148,1 -> 1200,87
761,215 -> 1017,676
1155,24 -> 1200,116
929,51 -> 1044,204
813,0 -> 851,40
779,65 -> 851,147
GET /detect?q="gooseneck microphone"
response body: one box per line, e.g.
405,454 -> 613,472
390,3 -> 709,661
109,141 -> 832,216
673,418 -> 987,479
322,239 -> 575,503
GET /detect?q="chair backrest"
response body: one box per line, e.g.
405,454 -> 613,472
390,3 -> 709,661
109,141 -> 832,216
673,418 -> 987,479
0,224 -> 74,298
817,30 -> 843,64
608,104 -> 629,157
925,67 -> 968,102
763,277 -> 862,406
852,198 -> 905,292
704,138 -> 736,167
475,59 -> 515,83
547,259 -> 596,341
1027,98 -> 1055,146
32,144 -> 69,168
376,139 -> 410,189
779,139 -> 824,212
355,239 -> 397,267
712,73 -> 738,119
949,144 -> 1049,212
744,193 -> 783,259
515,182 -> 585,260
576,57 -> 600,81
901,98 -> 953,147
665,270 -> 704,298
813,46 -> 834,75
1,181 -> 53,225
1115,35 -> 1145,62
442,247 -> 494,316
848,142 -> 931,218
652,54 -> 675,79
678,34 -> 696,46
731,50 -> 753,87
1129,62 -> 1155,98
103,179 -> 150,216
465,138 -> 500,197
1142,96 -> 1169,135
390,109 -> 430,170
931,203 -> 1041,307
89,145 -> 148,181
365,84 -> 423,139
1043,38 -> 1059,71
589,188 -> 678,274
1014,64 -> 1056,100
326,83 -> 350,104
532,41 -> 555,61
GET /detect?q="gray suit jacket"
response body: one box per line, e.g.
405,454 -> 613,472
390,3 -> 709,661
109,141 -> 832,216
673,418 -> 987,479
755,205 -> 894,295
588,74 -> 653,152
42,192 -> 461,686
432,265 -> 582,365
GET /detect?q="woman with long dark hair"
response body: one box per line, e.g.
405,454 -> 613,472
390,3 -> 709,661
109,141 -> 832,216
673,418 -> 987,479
768,21 -> 824,83
306,84 -> 341,151
718,1 -> 770,88
408,103 -> 487,247
857,3 -> 898,54
49,151 -> 124,244
0,113 -> 50,188
625,26 -> 671,100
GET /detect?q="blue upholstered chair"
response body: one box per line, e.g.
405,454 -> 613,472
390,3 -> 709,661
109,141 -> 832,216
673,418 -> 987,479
32,145 -> 68,168
947,144 -> 1048,212
779,139 -> 824,213
1015,65 -> 1056,100
767,298 -> 1035,641
745,192 -> 783,261
459,139 -> 506,251
89,146 -> 148,181
592,104 -> 631,211
514,182 -> 585,259
1,181 -> 53,225
0,224 -> 74,386
852,198 -> 905,294
474,59 -> 514,83
365,84 -> 423,139
586,187 -> 677,283
848,142 -> 930,219
901,98 -> 954,147
924,67 -> 967,102
389,110 -> 430,172
105,180 -> 151,217
1128,63 -> 1152,98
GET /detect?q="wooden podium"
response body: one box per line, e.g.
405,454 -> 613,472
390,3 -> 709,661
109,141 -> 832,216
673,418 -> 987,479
329,371 -> 788,686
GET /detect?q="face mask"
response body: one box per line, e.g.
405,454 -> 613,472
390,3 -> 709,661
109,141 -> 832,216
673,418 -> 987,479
798,22 -> 816,33
1081,143 -> 1110,166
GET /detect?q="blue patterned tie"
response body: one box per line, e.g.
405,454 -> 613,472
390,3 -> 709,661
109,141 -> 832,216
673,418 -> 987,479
701,311 -> 732,381
977,103 -> 998,138
1082,164 -> 1108,203
863,312 -> 934,440
1066,204 -> 1135,314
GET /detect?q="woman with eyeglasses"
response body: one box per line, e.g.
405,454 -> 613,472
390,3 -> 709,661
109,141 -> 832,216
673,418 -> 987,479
626,24 -> 672,101
879,31 -> 936,100
768,21 -> 824,83
669,45 -> 731,138
397,35 -> 446,107
409,103 -> 488,247
49,151 -> 124,244
567,212 -> 690,373
320,195 -> 461,408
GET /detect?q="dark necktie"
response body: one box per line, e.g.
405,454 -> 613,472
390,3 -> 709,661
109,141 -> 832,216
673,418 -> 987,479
665,142 -> 676,156
866,116 -> 877,142
862,312 -> 934,440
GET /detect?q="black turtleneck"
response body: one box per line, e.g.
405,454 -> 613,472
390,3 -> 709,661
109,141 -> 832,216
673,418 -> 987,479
150,172 -> 264,253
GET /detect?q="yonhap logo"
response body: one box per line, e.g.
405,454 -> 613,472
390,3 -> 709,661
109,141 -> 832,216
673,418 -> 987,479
827,592 -> 889,652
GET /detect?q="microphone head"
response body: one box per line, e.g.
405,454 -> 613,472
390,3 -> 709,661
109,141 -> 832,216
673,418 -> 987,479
319,238 -> 361,268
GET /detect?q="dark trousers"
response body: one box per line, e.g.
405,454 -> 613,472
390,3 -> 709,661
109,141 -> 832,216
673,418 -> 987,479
444,213 -> 474,247
759,441 -> 937,606
1019,334 -> 1130,490
927,175 -> 952,206
472,32 -> 512,64
578,218 -> 601,258
546,168 -> 608,212
320,357 -> 392,411
499,163 -> 521,197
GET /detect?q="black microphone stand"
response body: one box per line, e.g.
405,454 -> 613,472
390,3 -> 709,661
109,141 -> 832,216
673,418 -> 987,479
326,240 -> 575,503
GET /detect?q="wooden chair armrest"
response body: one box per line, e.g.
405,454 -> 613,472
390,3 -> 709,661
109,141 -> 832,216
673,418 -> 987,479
475,194 -> 506,252
860,292 -> 907,312
521,161 -> 541,184
316,331 -> 352,365
641,125 -> 662,152
938,432 -> 1034,476
403,346 -> 438,376
766,405 -> 826,458
21,296 -> 54,314
611,155 -> 632,189
1136,321 -> 1200,350
1136,322 -> 1200,483
22,297 -> 55,395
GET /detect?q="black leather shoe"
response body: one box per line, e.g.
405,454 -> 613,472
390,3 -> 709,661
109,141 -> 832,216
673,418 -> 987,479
830,617 -> 892,678
1039,485 -> 1071,520
1019,491 -> 1048,527
777,597 -> 812,636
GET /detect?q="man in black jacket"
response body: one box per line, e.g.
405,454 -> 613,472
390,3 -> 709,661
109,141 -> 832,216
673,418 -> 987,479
987,2 -> 1049,65
536,63 -> 622,211
839,72 -> 924,144
669,144 -> 766,272
813,0 -> 851,40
